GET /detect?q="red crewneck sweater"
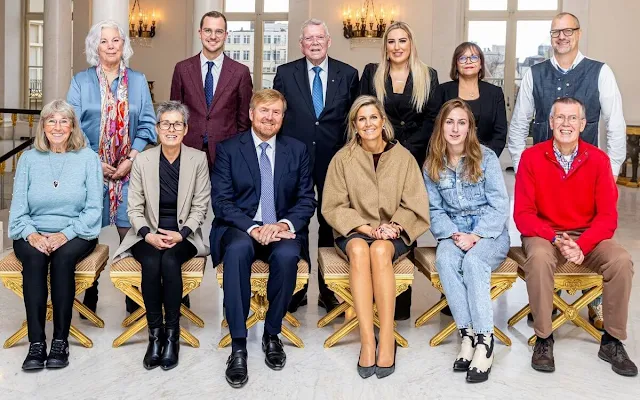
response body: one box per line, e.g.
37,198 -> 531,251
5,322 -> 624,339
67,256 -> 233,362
514,139 -> 618,255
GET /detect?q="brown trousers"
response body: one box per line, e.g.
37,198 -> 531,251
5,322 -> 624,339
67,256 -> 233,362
521,234 -> 633,340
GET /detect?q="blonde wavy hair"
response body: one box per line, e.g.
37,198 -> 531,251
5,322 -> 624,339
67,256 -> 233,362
345,95 -> 395,152
424,99 -> 482,183
373,22 -> 432,113
34,100 -> 87,152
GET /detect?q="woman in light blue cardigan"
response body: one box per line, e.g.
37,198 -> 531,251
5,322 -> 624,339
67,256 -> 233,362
9,100 -> 102,371
67,20 -> 156,312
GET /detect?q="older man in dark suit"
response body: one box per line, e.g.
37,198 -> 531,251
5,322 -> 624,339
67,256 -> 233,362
273,18 -> 359,313
210,89 -> 316,388
170,11 -> 253,168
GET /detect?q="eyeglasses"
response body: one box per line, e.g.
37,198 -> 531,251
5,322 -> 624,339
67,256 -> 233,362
458,55 -> 480,64
302,35 -> 327,44
45,119 -> 71,128
552,115 -> 582,124
550,27 -> 580,38
158,121 -> 186,131
201,28 -> 226,38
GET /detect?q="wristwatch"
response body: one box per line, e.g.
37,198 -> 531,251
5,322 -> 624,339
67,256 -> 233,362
126,155 -> 136,162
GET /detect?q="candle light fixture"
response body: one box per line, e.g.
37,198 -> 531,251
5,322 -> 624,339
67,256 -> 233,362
129,0 -> 158,46
342,1 -> 395,40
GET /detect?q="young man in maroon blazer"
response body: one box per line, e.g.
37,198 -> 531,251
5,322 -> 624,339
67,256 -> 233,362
171,11 -> 253,169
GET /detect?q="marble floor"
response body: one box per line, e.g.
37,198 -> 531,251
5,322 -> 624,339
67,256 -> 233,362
0,157 -> 639,400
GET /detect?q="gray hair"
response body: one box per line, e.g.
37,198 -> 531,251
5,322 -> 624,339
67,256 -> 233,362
85,20 -> 134,66
156,101 -> 190,124
299,18 -> 330,41
549,97 -> 586,119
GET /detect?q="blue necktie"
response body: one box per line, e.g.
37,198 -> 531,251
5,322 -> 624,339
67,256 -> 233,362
259,142 -> 277,224
205,61 -> 214,108
312,66 -> 324,118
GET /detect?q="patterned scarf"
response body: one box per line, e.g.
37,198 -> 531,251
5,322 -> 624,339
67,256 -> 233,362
97,61 -> 131,225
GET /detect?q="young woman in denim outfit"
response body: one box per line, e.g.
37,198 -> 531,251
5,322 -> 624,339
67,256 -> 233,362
423,99 -> 510,383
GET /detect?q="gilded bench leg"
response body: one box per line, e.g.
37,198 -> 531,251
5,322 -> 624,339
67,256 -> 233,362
69,325 -> 93,348
180,327 -> 200,348
317,301 -> 350,327
415,297 -> 448,328
508,304 -> 531,326
284,312 -> 301,328
324,317 -> 360,348
221,319 -> 228,328
430,322 -> 457,347
74,299 -> 105,328
180,304 -> 205,328
113,316 -> 148,348
122,307 -> 146,328
4,323 -> 28,349
218,313 -> 261,348
281,324 -> 304,348
494,327 -> 512,346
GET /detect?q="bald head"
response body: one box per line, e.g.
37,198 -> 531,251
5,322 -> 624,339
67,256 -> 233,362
552,12 -> 580,27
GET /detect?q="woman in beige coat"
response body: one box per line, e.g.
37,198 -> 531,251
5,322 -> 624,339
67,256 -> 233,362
113,101 -> 210,371
322,95 -> 430,379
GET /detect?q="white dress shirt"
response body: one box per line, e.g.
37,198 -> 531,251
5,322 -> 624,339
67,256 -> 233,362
200,51 -> 225,97
306,57 -> 329,107
508,51 -> 626,175
247,130 -> 295,235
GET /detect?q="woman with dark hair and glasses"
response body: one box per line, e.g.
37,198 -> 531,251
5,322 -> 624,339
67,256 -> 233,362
113,101 -> 210,371
425,42 -> 507,157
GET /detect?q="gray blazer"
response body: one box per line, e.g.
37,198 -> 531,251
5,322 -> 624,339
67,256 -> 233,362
113,144 -> 211,261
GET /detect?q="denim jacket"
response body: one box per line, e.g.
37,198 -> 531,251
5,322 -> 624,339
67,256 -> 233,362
423,145 -> 509,241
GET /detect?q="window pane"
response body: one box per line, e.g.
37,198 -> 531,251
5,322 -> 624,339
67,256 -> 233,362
264,0 -> 289,12
262,21 -> 288,89
225,0 -> 255,13
469,0 -> 507,10
518,0 -> 558,10
514,20 -> 552,100
227,21 -> 254,82
467,21 -> 507,90
29,0 -> 44,13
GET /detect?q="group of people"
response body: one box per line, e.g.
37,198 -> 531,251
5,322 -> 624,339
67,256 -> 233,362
7,9 -> 636,387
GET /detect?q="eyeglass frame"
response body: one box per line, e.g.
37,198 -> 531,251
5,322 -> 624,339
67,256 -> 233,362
44,118 -> 72,128
157,121 -> 187,131
201,28 -> 226,38
302,35 -> 328,44
551,114 -> 584,124
550,27 -> 580,38
457,55 -> 480,64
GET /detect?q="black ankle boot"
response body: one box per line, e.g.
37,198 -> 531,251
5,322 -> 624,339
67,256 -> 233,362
160,327 -> 180,370
143,327 -> 165,370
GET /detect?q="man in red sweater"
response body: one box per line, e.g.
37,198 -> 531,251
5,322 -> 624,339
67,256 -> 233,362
514,97 -> 636,377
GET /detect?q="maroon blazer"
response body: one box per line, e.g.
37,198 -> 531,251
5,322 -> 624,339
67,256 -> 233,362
170,53 -> 253,165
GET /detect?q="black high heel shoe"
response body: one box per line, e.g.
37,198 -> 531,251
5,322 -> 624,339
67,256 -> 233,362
375,341 -> 397,379
357,338 -> 377,379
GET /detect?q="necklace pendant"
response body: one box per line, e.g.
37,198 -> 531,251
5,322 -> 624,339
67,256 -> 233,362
53,180 -> 59,188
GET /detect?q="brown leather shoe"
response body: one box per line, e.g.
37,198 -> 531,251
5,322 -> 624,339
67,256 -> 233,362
598,339 -> 638,377
531,336 -> 555,372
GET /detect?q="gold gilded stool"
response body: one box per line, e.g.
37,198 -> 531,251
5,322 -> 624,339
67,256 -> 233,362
413,247 -> 518,347
216,259 -> 309,348
316,247 -> 414,349
110,257 -> 206,348
0,244 -> 109,348
507,248 -> 603,346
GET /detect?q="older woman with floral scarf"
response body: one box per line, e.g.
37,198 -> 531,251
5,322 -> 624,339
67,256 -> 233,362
67,20 -> 157,313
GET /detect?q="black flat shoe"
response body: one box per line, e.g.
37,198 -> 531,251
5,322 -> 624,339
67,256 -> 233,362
46,339 -> 69,369
375,341 -> 397,379
80,283 -> 98,320
143,327 -> 165,370
318,294 -> 340,313
226,349 -> 249,388
22,342 -> 47,371
160,328 -> 179,371
262,334 -> 286,370
288,288 -> 308,313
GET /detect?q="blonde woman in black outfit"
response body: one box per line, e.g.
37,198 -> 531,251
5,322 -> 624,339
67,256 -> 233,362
359,21 -> 439,320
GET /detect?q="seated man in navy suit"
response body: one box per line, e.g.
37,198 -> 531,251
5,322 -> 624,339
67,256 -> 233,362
210,89 -> 316,389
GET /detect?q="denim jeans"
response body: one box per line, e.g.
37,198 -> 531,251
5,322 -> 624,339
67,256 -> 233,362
435,229 -> 510,335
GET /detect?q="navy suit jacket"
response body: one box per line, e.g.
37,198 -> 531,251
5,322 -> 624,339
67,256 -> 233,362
209,131 -> 317,266
273,57 -> 359,185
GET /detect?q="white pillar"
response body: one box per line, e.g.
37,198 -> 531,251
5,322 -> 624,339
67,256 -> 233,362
91,0 -> 128,32
43,0 -> 72,104
192,0 -> 223,55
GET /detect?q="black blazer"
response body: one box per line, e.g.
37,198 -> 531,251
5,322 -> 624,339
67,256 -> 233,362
425,80 -> 507,157
359,63 -> 439,166
209,131 -> 317,265
273,57 -> 359,185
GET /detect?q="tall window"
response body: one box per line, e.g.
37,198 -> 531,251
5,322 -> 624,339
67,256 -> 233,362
25,0 -> 44,109
224,0 -> 289,89
465,0 -> 561,118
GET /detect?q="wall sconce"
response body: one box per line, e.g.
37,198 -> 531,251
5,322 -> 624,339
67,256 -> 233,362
129,0 -> 157,46
342,1 -> 395,39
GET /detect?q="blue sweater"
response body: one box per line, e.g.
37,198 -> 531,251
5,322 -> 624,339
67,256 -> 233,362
8,147 -> 103,241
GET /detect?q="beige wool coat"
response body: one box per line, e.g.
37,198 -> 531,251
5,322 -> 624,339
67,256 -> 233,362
113,144 -> 211,261
322,141 -> 430,246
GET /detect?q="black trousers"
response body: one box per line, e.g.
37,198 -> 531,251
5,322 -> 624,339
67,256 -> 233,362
131,239 -> 197,329
221,227 -> 300,338
14,238 -> 97,343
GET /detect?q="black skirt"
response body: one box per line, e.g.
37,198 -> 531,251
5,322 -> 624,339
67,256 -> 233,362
335,233 -> 411,263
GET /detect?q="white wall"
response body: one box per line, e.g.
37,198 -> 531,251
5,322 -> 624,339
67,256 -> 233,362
3,0 -> 22,109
